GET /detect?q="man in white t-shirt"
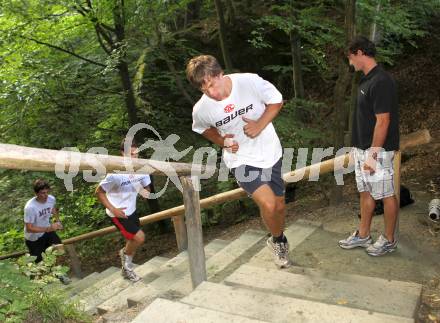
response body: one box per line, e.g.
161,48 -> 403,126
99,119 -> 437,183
24,179 -> 63,263
96,139 -> 151,282
186,55 -> 291,268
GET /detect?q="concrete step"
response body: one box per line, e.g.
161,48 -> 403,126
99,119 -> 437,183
95,256 -> 169,315
97,239 -> 229,314
224,264 -> 421,319
249,219 -> 321,268
132,239 -> 229,294
68,266 -> 119,297
65,272 -> 99,295
164,230 -> 266,297
182,281 -> 412,323
71,266 -> 121,301
131,298 -> 268,323
75,256 -> 169,314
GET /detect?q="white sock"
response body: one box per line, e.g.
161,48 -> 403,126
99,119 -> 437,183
124,254 -> 134,270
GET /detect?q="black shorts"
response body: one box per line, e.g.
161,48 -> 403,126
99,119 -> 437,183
25,232 -> 62,263
231,158 -> 285,197
110,212 -> 141,240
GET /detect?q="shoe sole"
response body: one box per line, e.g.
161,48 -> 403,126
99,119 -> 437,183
121,269 -> 141,282
338,243 -> 372,249
367,247 -> 397,257
278,260 -> 292,269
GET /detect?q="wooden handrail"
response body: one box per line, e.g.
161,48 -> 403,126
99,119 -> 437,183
0,129 -> 431,260
0,143 -> 215,176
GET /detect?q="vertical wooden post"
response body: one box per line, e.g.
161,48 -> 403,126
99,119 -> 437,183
172,211 -> 188,252
64,244 -> 83,278
180,176 -> 206,289
393,151 -> 401,240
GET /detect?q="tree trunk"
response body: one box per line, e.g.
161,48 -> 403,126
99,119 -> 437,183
224,0 -> 237,25
113,0 -> 162,213
290,29 -> 304,99
213,0 -> 233,70
117,62 -> 139,127
185,0 -> 202,26
370,2 -> 381,42
330,0 -> 356,205
290,28 -> 308,123
346,73 -> 361,146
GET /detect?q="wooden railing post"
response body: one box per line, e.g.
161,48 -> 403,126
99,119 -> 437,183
64,244 -> 83,278
180,176 -> 206,289
172,211 -> 188,252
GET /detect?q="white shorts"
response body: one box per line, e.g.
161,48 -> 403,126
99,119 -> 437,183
353,148 -> 396,200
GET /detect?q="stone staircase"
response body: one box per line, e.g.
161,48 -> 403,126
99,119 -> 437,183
63,219 -> 422,322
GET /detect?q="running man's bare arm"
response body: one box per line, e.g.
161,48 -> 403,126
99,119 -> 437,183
202,127 -> 239,153
25,222 -> 62,233
95,186 -> 128,218
243,102 -> 283,138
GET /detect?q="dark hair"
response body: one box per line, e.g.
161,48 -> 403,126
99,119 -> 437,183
120,137 -> 138,152
348,36 -> 376,57
33,179 -> 50,193
186,55 -> 223,89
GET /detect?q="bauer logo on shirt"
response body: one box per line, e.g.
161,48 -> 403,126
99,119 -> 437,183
216,104 -> 253,127
224,104 -> 235,113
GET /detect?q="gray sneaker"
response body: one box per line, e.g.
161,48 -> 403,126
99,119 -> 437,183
122,267 -> 141,282
366,235 -> 397,256
57,274 -> 71,285
266,237 -> 292,269
338,230 -> 373,249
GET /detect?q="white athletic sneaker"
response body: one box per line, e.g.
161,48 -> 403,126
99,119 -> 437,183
366,235 -> 397,256
122,267 -> 141,282
338,230 -> 373,249
266,237 -> 292,269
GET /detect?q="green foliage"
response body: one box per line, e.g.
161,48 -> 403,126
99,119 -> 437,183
248,1 -> 342,77
25,288 -> 91,323
357,0 -> 440,64
275,99 -> 329,149
0,230 -> 23,255
0,260 -> 37,322
0,251 -> 89,323
16,247 -> 68,284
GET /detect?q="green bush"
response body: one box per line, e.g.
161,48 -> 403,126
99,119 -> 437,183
0,249 -> 91,322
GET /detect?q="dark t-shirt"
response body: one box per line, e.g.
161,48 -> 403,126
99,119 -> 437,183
351,65 -> 399,151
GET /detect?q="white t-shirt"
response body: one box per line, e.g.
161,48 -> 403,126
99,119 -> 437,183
99,174 -> 151,217
192,73 -> 283,169
24,195 -> 56,241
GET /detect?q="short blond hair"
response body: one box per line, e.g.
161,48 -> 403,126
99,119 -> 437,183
186,55 -> 223,89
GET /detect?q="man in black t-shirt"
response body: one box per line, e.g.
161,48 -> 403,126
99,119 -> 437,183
338,36 -> 400,257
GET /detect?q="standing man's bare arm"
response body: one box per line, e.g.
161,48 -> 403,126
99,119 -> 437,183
364,112 -> 390,173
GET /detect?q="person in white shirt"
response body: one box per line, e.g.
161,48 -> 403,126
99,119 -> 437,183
96,139 -> 151,282
186,55 -> 291,268
24,179 -> 63,263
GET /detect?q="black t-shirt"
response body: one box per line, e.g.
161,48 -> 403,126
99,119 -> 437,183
351,65 -> 399,151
